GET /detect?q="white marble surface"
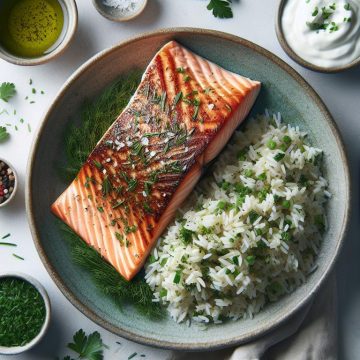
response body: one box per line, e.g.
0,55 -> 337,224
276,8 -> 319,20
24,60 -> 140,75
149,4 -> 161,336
0,1 -> 359,359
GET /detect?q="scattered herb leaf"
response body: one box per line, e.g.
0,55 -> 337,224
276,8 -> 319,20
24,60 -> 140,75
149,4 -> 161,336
0,83 -> 16,102
207,0 -> 233,18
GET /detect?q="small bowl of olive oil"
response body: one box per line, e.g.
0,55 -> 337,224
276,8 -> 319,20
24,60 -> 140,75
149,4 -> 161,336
0,0 -> 78,65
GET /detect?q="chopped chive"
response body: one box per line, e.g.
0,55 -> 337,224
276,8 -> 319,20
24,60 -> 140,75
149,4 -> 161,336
127,178 -> 138,192
30,101 -> 35,104
176,67 -> 185,74
282,200 -> 291,209
93,160 -> 102,169
220,180 -> 230,191
184,74 -> 191,82
32,88 -> 36,94
237,149 -> 247,161
274,152 -> 285,162
267,139 -> 277,150
179,226 -> 195,245
246,255 -> 255,265
0,242 -> 16,247
29,78 -> 33,85
282,135 -> 292,144
232,256 -> 239,265
27,123 -> 31,132
97,206 -> 104,213
112,200 -> 124,209
159,288 -> 167,297
160,258 -> 168,266
173,91 -> 183,106
143,202 -> 153,214
20,118 -> 24,123
12,254 -> 24,260
344,3 -> 351,10
248,210 -> 260,224
173,270 -> 181,284
128,352 -> 137,360
244,169 -> 254,178
1,233 -> 10,239
192,104 -> 200,120
160,91 -> 167,112
13,109 -> 16,115
41,90 -> 45,94
281,231 -> 291,242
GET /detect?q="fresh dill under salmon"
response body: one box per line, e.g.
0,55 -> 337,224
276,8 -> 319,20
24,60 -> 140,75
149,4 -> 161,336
51,41 -> 261,281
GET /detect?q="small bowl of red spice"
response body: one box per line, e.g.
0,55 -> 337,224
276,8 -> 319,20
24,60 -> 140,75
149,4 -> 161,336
0,158 -> 18,208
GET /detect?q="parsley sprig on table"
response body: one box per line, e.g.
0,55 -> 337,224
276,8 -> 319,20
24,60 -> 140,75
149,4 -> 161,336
207,0 -> 233,18
0,126 -> 9,142
59,329 -> 106,360
0,82 -> 16,102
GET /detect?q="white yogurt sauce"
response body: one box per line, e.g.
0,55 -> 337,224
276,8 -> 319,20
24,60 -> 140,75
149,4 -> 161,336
282,0 -> 360,68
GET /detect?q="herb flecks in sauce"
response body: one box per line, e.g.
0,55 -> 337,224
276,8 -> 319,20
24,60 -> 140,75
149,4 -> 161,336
0,0 -> 64,58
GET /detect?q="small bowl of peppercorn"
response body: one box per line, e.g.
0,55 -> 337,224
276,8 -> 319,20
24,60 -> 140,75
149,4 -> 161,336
0,158 -> 18,208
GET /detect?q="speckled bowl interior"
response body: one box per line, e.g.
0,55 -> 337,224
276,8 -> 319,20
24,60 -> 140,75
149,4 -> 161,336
26,28 -> 350,350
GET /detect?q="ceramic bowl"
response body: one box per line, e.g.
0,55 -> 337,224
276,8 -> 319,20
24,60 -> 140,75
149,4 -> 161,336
0,0 -> 78,66
26,28 -> 350,350
0,272 -> 51,355
92,0 -> 148,22
0,158 -> 18,208
275,0 -> 360,73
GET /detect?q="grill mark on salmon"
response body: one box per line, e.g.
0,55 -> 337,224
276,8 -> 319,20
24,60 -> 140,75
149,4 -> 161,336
51,41 -> 261,280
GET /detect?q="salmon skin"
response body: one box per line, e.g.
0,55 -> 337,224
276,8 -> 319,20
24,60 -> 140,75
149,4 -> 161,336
52,41 -> 261,281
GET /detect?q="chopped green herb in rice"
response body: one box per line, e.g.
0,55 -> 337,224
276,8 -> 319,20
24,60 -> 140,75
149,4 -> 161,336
145,112 -> 329,325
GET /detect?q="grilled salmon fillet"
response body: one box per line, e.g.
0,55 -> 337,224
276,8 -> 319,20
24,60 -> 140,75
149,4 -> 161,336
52,41 -> 261,281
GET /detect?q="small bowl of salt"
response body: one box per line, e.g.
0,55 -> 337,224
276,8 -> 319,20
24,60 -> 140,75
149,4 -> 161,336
92,0 -> 148,22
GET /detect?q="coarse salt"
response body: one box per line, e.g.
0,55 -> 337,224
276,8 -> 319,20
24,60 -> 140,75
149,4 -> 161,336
103,0 -> 140,14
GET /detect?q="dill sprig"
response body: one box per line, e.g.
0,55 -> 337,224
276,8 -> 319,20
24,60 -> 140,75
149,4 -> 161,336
56,71 -> 164,318
58,222 -> 163,319
59,71 -> 142,181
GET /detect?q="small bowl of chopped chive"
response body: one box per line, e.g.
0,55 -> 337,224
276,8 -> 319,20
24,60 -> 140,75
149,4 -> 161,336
92,0 -> 148,22
0,158 -> 18,208
0,273 -> 51,355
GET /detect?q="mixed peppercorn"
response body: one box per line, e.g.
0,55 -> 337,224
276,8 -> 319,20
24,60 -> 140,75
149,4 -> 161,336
0,161 -> 16,205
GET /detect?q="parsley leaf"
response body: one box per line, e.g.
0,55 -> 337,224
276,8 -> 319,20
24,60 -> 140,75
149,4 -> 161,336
0,126 -> 9,142
67,329 -> 105,360
0,82 -> 16,102
207,0 -> 233,19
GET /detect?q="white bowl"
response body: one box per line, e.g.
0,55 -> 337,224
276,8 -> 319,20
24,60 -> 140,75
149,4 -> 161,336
0,0 -> 78,66
0,272 -> 51,355
0,158 -> 18,208
92,0 -> 148,22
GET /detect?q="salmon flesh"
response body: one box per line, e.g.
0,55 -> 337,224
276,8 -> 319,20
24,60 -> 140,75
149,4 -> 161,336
51,41 -> 261,281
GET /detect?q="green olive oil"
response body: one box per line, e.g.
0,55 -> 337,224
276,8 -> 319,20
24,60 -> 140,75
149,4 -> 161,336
0,0 -> 64,58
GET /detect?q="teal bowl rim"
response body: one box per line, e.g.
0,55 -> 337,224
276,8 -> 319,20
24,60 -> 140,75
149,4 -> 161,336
25,27 -> 351,351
